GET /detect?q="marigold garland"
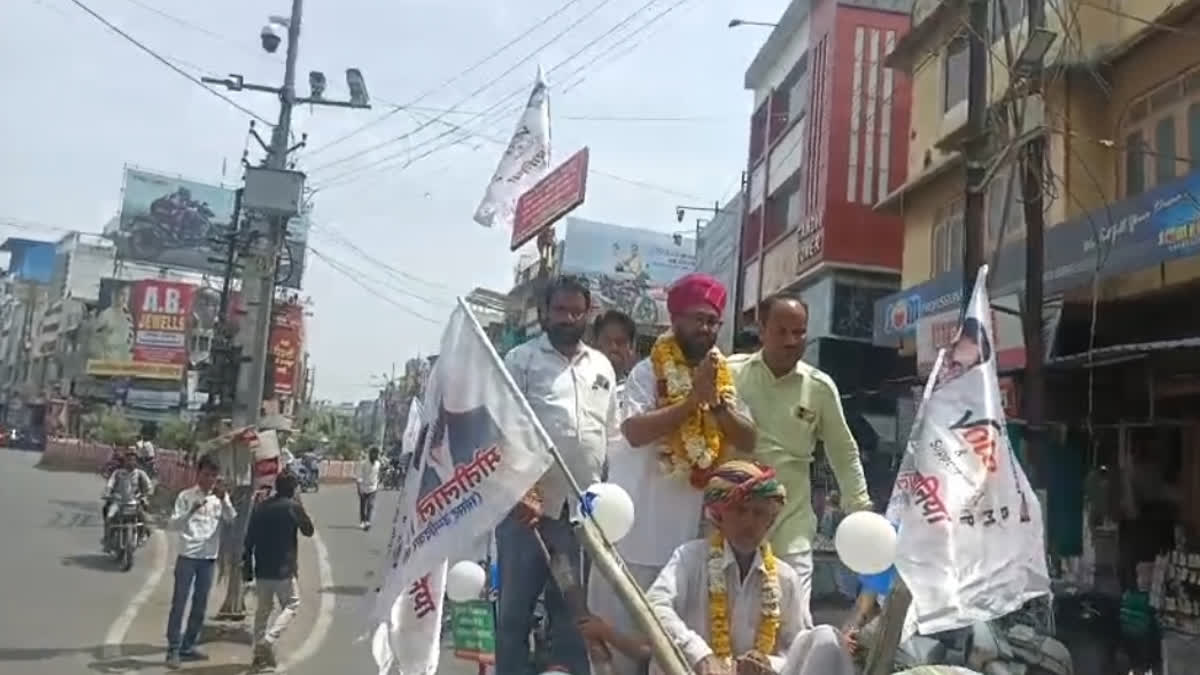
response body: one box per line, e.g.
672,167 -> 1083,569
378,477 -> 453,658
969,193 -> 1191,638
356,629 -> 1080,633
650,332 -> 735,487
706,532 -> 781,665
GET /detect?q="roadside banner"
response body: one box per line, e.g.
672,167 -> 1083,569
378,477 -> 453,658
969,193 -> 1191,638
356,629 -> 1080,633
473,67 -> 551,230
368,300 -> 554,674
886,265 -> 1049,639
400,397 -> 423,456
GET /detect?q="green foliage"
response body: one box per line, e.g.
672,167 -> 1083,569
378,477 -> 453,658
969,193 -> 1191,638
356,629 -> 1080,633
81,406 -> 139,447
291,406 -> 366,460
158,417 -> 197,452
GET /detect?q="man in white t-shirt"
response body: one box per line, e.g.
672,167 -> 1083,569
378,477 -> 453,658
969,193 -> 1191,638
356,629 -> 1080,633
354,447 -> 381,531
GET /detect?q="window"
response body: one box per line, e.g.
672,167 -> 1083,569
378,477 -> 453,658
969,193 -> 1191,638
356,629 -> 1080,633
786,56 -> 811,125
1189,104 -> 1200,170
1125,130 -> 1146,197
943,36 -> 968,113
931,198 -> 965,276
1121,65 -> 1200,197
1154,116 -> 1177,185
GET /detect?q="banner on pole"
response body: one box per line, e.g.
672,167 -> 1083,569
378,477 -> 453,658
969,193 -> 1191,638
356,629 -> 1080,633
473,68 -> 551,230
886,265 -> 1050,639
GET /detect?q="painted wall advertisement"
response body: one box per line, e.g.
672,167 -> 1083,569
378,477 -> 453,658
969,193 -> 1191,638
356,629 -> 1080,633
86,279 -> 194,380
115,167 -> 308,289
560,217 -> 696,327
269,302 -> 304,397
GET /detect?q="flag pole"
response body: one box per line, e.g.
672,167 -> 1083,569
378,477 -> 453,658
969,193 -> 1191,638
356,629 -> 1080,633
456,298 -> 693,675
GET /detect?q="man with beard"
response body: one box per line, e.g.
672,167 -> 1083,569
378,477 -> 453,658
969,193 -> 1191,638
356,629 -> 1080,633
498,275 -> 620,675
727,293 -> 870,627
587,273 -> 755,675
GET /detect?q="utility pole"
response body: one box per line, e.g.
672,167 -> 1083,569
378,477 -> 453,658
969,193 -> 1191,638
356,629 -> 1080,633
1020,0 -> 1048,485
866,1 -> 992,672
962,0 -> 991,297
201,0 -> 371,619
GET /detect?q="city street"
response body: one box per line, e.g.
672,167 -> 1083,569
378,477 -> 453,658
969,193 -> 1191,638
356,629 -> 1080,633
0,450 -> 477,675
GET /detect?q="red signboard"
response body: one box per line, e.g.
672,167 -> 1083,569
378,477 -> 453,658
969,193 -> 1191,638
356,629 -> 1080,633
510,147 -> 590,251
132,280 -> 194,366
269,302 -> 304,396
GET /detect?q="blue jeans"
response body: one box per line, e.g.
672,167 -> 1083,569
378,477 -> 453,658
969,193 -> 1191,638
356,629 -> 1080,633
166,556 -> 216,653
496,514 -> 590,675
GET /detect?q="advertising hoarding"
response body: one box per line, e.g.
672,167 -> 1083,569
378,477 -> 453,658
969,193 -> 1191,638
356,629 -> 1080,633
560,218 -> 696,327
115,167 -> 307,289
269,302 -> 304,397
86,279 -> 193,380
510,147 -> 589,251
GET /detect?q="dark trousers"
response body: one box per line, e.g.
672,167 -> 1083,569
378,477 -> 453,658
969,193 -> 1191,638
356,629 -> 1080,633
166,556 -> 216,653
357,490 -> 376,523
495,513 -> 590,675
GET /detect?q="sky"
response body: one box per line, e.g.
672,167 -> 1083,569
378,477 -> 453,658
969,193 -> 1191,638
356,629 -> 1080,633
1,0 -> 790,402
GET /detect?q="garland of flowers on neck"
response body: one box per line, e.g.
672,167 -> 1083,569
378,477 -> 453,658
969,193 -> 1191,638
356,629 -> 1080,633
707,531 -> 781,664
649,332 -> 735,488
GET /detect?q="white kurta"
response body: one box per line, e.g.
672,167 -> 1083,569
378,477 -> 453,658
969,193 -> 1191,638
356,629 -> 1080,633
645,538 -> 854,675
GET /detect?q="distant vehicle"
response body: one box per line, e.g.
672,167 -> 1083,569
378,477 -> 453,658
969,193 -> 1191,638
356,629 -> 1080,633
10,427 -> 45,452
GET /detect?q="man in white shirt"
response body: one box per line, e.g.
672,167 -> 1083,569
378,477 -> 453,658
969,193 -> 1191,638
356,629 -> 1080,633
165,454 -> 237,668
355,446 -> 381,531
646,460 -> 854,675
499,276 -> 620,675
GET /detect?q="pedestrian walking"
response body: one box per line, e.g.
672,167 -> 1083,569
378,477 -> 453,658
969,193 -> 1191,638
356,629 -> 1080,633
164,455 -> 236,669
497,275 -> 621,675
243,471 -> 315,672
355,446 -> 381,530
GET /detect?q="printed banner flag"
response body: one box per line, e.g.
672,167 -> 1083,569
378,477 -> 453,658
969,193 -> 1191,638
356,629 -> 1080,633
400,397 -> 423,456
473,67 -> 551,230
368,301 -> 555,674
886,265 -> 1049,639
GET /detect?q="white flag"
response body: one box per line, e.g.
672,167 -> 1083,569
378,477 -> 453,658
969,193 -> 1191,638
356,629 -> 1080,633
400,397 -> 423,456
370,561 -> 447,675
886,265 -> 1049,639
368,300 -> 555,672
473,67 -> 551,229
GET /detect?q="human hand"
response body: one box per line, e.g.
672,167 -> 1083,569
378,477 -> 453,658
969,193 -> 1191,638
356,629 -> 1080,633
839,625 -> 860,655
212,481 -> 227,500
512,488 -> 543,527
734,651 -> 775,675
692,354 -> 718,406
695,655 -> 732,675
577,614 -> 614,644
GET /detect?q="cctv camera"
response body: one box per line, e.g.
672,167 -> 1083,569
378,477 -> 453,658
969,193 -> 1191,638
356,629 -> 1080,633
261,23 -> 281,53
676,207 -> 685,223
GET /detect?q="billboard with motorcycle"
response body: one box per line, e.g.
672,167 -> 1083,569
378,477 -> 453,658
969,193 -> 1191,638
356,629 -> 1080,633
559,217 -> 696,328
114,167 -> 307,289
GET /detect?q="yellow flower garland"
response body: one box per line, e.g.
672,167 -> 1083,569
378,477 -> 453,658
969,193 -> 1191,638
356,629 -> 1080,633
649,332 -> 735,487
707,532 -> 781,664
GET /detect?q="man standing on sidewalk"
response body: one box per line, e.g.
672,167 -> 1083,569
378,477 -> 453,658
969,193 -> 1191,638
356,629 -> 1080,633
727,292 -> 871,627
165,455 -> 237,668
355,446 -> 382,530
243,471 -> 315,672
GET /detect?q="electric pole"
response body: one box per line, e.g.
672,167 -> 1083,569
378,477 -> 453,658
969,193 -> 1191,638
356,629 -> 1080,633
200,0 -> 372,619
1020,0 -> 1048,485
962,0 -> 991,296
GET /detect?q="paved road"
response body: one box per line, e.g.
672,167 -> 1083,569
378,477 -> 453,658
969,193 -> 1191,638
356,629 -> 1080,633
0,449 -> 161,675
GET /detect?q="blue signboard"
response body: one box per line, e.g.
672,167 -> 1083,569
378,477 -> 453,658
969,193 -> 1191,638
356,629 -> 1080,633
873,169 -> 1200,344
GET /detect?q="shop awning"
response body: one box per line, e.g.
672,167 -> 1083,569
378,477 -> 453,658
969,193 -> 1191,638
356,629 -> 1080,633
1046,337 -> 1200,369
872,169 -> 1200,346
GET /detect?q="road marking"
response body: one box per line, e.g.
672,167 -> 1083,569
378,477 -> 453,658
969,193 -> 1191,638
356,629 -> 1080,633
279,530 -> 335,670
102,530 -> 169,660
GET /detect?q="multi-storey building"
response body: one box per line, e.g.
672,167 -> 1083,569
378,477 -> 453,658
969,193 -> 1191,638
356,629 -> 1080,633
738,0 -> 914,428
870,0 -> 1200,550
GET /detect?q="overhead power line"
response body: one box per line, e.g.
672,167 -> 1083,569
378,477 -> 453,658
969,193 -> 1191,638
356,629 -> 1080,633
307,246 -> 443,324
62,0 -> 274,125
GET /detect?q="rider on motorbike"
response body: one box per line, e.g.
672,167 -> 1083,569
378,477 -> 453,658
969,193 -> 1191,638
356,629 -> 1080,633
102,447 -> 153,548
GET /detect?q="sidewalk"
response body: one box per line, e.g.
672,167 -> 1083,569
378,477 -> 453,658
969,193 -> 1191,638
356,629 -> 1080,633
99,528 -> 327,674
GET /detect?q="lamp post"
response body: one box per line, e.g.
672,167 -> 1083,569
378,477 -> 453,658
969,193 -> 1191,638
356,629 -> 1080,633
728,19 -> 779,28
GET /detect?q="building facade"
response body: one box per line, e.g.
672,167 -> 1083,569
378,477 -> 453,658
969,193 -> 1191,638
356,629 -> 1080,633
871,0 -> 1200,560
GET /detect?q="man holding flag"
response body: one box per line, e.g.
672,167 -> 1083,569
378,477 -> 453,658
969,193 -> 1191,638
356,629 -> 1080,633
497,275 -> 621,675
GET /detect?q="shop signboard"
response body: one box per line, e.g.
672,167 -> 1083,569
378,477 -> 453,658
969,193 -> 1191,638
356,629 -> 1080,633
269,302 -> 304,397
874,168 -> 1200,345
85,279 -> 193,381
560,217 -> 695,328
450,600 -> 496,665
510,147 -> 589,251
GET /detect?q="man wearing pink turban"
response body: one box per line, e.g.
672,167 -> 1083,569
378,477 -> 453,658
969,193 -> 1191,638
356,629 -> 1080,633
587,273 -> 756,675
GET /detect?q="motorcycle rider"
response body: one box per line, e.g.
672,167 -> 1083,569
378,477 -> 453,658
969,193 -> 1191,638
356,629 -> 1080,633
102,447 -> 153,548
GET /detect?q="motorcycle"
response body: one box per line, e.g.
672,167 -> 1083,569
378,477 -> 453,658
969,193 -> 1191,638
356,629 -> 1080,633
104,500 -> 147,572
381,460 -> 404,491
125,197 -> 225,260
297,463 -> 320,493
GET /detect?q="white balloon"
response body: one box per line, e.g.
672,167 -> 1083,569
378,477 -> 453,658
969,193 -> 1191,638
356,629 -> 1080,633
834,511 -> 897,575
445,560 -> 487,602
579,482 -> 636,543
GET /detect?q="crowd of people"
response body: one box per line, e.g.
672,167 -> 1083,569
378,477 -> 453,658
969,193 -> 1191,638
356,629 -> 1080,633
500,273 -> 875,675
